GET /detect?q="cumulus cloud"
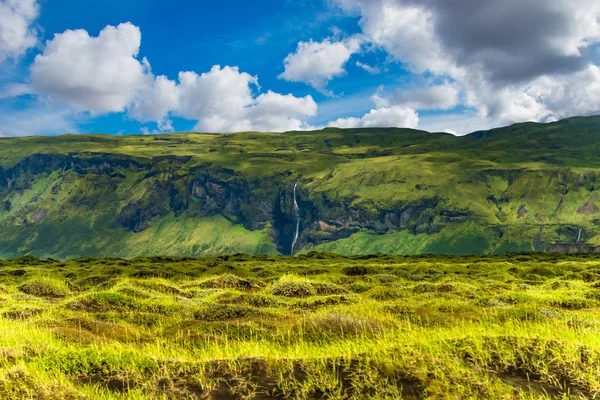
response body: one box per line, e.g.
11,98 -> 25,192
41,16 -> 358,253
279,35 -> 363,94
392,82 -> 460,110
333,0 -> 600,126
26,23 -> 317,133
0,0 -> 39,63
131,65 -> 317,133
475,64 -> 600,124
31,22 -> 148,114
328,104 -> 419,129
129,74 -> 180,124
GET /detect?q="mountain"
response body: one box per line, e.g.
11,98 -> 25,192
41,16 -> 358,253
0,115 -> 599,259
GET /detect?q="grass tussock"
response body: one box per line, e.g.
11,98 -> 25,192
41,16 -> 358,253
0,253 -> 599,398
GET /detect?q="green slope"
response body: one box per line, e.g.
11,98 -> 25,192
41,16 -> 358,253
0,115 -> 599,258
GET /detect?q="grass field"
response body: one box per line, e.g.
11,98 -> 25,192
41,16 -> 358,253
1,253 -> 600,399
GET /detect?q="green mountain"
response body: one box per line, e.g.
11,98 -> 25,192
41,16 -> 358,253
1,115 -> 599,259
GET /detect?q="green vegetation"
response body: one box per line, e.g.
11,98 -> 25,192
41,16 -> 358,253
0,253 -> 600,398
1,116 -> 600,258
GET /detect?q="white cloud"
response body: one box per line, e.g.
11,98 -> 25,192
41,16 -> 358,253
335,1 -> 455,76
31,22 -> 147,114
25,21 -> 318,133
0,82 -> 33,99
328,105 -> 419,129
176,65 -> 258,124
333,0 -> 600,128
418,112 -> 491,136
0,0 -> 39,63
476,64 -> 600,124
129,74 -> 180,123
279,35 -> 362,94
392,82 -> 460,110
0,104 -> 80,137
355,61 -> 380,74
131,65 -> 317,133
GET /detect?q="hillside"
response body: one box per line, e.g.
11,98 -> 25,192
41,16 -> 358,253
0,115 -> 599,259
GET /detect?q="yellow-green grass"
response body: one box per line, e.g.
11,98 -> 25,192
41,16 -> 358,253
0,254 -> 600,398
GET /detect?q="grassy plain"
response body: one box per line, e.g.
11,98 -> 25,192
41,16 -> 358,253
1,253 -> 600,399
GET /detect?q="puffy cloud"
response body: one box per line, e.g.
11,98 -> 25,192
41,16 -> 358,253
241,91 -> 318,132
31,22 -> 147,114
27,22 -> 317,133
0,0 -> 39,63
477,64 -> 600,124
176,65 -> 258,123
131,65 -> 317,133
328,105 -> 419,129
279,35 -> 363,94
392,82 -> 460,110
335,0 -> 600,82
333,0 -> 600,127
129,74 -> 180,123
335,0 -> 455,76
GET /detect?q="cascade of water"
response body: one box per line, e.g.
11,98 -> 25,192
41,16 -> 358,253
577,228 -> 582,243
291,179 -> 300,254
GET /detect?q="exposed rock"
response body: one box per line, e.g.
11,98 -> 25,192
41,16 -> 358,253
318,221 -> 336,232
546,244 -> 600,254
31,209 -> 47,224
577,202 -> 599,215
518,205 -> 528,218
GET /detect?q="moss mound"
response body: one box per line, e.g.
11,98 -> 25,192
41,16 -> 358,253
18,278 -> 70,298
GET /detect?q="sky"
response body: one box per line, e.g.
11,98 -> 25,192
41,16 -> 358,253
0,0 -> 599,137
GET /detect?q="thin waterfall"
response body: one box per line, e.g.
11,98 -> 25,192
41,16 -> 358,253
291,179 -> 300,255
577,228 -> 582,243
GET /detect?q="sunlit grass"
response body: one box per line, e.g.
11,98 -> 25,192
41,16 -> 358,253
0,254 -> 599,398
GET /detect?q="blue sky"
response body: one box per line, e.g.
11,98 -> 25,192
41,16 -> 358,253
0,0 -> 599,136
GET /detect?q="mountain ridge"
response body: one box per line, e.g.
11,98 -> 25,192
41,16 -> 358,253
0,115 -> 599,258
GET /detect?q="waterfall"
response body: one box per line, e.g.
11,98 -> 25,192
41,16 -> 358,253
577,228 -> 582,243
291,179 -> 300,255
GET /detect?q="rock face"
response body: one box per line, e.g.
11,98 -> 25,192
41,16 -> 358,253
1,116 -> 600,258
546,244 -> 600,254
0,152 -> 469,256
1,150 -> 599,257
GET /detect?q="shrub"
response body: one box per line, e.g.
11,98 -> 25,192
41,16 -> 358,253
296,313 -> 384,341
66,292 -> 137,313
195,274 -> 264,291
2,307 -> 45,320
349,281 -> 375,293
292,295 -> 355,310
366,286 -> 407,300
271,281 -> 315,298
497,305 -> 550,322
18,278 -> 70,298
216,293 -> 284,308
373,274 -> 397,283
193,304 -> 264,321
549,297 -> 595,310
134,280 -> 188,297
341,266 -> 370,276
312,282 -> 349,295
524,266 -> 556,277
